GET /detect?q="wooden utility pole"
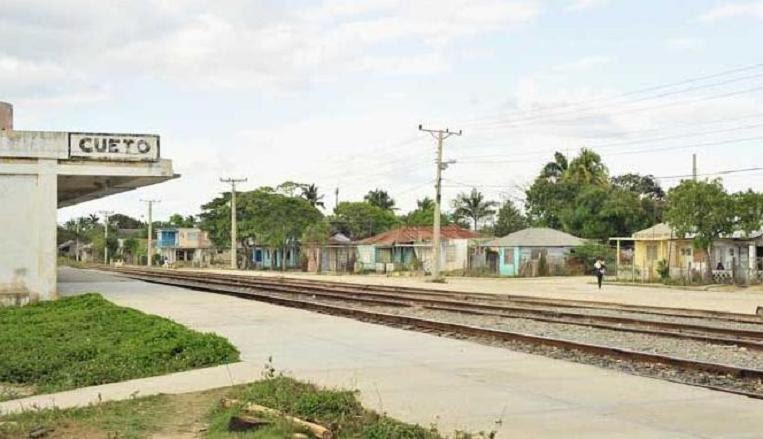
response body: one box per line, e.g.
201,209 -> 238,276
141,199 -> 160,266
418,124 -> 461,280
98,210 -> 114,264
220,177 -> 247,269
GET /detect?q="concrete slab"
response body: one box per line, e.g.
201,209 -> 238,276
44,267 -> 763,437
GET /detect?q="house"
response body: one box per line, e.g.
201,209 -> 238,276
155,227 -> 214,267
355,225 -> 480,274
631,223 -> 763,282
482,227 -> 587,277
251,242 -> 301,270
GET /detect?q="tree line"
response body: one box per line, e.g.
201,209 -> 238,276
59,148 -> 763,269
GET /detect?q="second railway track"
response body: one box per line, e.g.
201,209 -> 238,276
97,266 -> 763,399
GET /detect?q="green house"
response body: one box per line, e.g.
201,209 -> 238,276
484,228 -> 586,277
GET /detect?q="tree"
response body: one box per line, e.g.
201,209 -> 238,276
364,189 -> 395,210
733,190 -> 763,236
199,187 -> 323,270
109,213 -> 144,229
563,148 -> 608,185
331,201 -> 398,239
416,197 -> 434,211
494,199 -> 527,236
452,188 -> 498,231
540,151 -> 569,182
560,186 -> 649,240
401,197 -> 450,226
301,184 -> 325,208
168,213 -> 196,228
611,173 -> 665,200
665,179 -> 735,279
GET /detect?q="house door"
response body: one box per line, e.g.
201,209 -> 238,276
500,248 -> 517,276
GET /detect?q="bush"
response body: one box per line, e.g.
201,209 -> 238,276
0,294 -> 239,394
656,259 -> 670,280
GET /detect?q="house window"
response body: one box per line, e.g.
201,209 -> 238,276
680,247 -> 692,257
646,244 -> 658,261
503,248 -> 514,265
729,248 -> 735,257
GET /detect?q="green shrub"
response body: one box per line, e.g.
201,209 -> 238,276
656,259 -> 670,280
568,243 -> 615,272
0,294 -> 239,394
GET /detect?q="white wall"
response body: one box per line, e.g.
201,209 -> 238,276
0,159 -> 57,302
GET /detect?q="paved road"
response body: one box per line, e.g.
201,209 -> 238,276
53,267 -> 763,438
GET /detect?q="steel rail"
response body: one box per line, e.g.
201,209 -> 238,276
102,267 -> 763,346
96,267 -> 763,400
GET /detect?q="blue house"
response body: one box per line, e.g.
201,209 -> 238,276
484,228 -> 586,277
251,244 -> 300,270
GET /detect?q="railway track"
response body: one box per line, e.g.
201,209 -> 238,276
96,266 -> 763,399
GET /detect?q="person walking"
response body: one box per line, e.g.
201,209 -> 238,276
594,259 -> 606,289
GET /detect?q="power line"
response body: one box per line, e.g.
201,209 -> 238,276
457,135 -> 763,165
457,120 -> 763,162
459,61 -> 763,128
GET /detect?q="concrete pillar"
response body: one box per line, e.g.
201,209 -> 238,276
35,159 -> 58,300
0,102 -> 12,130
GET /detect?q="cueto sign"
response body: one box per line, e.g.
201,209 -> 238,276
68,133 -> 160,161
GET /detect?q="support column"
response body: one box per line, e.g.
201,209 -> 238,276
35,159 -> 58,300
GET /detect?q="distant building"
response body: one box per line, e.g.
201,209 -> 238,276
482,227 -> 587,277
304,233 -> 356,274
355,225 -> 480,274
251,242 -> 301,270
155,227 -> 214,266
631,223 -> 763,283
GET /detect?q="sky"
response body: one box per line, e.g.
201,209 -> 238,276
2,0 -> 763,223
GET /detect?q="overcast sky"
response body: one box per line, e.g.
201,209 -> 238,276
3,0 -> 763,222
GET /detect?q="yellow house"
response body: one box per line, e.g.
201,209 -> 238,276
632,223 -> 707,281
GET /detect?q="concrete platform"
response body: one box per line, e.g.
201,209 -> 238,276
187,268 -> 763,315
52,267 -> 763,437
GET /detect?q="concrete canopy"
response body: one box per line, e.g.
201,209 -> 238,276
0,102 -> 178,302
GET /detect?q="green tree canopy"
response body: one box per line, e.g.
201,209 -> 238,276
364,189 -> 395,210
452,188 -> 497,231
168,213 -> 196,228
401,197 -> 451,227
300,183 -> 325,208
665,179 -> 735,277
493,199 -> 527,236
525,149 -> 664,240
109,213 -> 144,229
331,201 -> 398,239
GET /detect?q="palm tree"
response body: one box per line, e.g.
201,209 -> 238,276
300,184 -> 325,208
452,188 -> 498,231
364,189 -> 395,210
416,197 -> 434,211
540,152 -> 568,182
565,148 -> 608,185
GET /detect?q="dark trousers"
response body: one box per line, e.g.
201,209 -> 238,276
596,273 -> 603,289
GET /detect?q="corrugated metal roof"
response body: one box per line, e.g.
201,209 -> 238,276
484,227 -> 586,247
357,225 -> 480,245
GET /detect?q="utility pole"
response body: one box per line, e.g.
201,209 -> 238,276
692,153 -> 698,181
220,177 -> 247,270
418,124 -> 461,280
98,210 -> 114,264
335,187 -> 339,210
140,199 -> 160,266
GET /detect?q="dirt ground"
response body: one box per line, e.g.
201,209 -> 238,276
183,268 -> 763,315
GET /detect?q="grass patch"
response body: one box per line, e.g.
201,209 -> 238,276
0,394 -> 171,439
0,293 -> 239,397
206,376 -> 488,438
0,376 -> 491,438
